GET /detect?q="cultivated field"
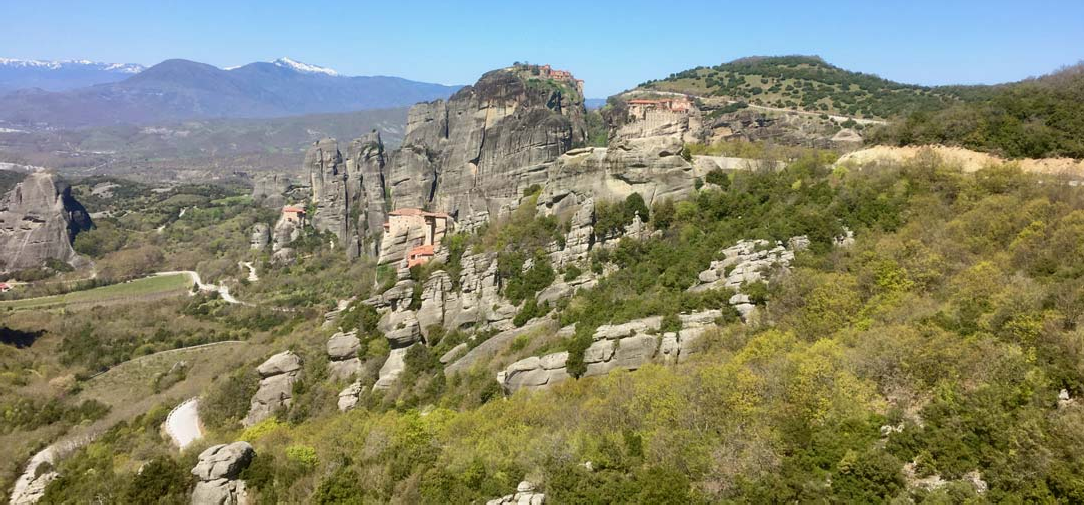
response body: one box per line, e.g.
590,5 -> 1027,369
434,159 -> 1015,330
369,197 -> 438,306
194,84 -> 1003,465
0,273 -> 191,311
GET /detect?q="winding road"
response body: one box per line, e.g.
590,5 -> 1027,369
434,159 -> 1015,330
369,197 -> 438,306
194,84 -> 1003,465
164,397 -> 204,450
156,270 -> 247,305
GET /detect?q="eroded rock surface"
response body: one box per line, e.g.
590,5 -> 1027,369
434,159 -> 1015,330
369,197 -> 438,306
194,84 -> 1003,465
242,351 -> 302,427
190,442 -> 255,505
498,311 -> 721,393
327,331 -> 361,381
689,237 -> 806,321
0,172 -> 92,272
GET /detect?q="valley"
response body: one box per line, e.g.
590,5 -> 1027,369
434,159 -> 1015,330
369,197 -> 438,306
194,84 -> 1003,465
2,34 -> 1084,505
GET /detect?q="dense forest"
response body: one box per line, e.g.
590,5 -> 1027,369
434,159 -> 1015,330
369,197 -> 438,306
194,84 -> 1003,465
870,63 -> 1084,159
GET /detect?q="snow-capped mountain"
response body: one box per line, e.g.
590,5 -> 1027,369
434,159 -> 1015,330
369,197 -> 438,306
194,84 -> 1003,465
0,58 -> 462,127
271,57 -> 340,77
0,58 -> 145,93
0,58 -> 144,73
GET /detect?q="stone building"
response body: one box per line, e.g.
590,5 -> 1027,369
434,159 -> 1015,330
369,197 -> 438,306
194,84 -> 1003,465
378,208 -> 453,266
281,205 -> 306,225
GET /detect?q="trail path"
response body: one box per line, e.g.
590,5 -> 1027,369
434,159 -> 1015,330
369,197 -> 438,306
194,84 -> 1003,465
156,270 -> 247,305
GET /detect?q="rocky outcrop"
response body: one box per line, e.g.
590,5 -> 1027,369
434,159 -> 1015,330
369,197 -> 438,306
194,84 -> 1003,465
373,345 -> 411,390
326,331 -> 361,381
303,132 -> 389,259
487,481 -> 544,505
249,223 -> 270,250
251,173 -> 290,208
346,132 -> 389,257
337,381 -> 366,411
306,139 -> 353,254
535,138 -> 696,223
689,238 -> 806,321
242,352 -> 302,427
0,172 -> 92,272
497,311 -> 720,393
385,67 -> 586,230
190,442 -> 254,505
270,213 -> 301,263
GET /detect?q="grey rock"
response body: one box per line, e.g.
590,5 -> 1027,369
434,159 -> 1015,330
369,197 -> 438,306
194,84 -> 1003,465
373,345 -> 411,390
191,479 -> 249,505
191,442 -> 255,481
337,381 -> 366,412
255,351 -> 302,377
439,342 -> 469,364
249,223 -> 270,250
326,331 -> 361,360
244,352 -> 302,427
0,172 -> 93,272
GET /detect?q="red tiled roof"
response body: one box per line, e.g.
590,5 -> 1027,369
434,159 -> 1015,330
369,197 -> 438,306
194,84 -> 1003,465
283,206 -> 305,213
408,245 -> 435,257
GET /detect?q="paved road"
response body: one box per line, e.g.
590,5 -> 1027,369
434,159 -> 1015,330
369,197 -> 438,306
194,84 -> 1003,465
164,397 -> 203,450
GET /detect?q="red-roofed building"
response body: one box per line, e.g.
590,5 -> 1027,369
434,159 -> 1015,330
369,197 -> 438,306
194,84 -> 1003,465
382,208 -> 454,267
0,282 -> 12,293
282,205 -> 306,224
626,96 -> 693,122
407,245 -> 436,268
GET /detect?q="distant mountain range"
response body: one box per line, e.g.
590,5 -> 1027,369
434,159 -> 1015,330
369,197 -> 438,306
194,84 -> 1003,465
0,58 -> 145,93
0,57 -> 461,128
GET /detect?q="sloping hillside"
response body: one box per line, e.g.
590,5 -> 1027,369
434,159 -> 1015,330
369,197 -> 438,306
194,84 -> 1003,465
637,55 -> 960,119
869,63 -> 1084,159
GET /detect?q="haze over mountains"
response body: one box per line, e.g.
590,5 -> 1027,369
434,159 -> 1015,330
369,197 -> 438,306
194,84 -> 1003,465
0,57 -> 461,128
0,58 -> 145,93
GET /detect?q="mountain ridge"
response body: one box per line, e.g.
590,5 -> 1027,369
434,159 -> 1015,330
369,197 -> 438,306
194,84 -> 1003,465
0,57 -> 461,128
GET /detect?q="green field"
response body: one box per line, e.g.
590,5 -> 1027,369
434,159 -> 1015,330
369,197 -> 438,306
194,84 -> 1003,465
0,273 -> 191,311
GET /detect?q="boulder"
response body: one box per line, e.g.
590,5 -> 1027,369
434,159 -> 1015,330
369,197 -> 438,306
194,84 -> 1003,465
327,331 -> 361,360
244,352 -> 302,427
256,351 -> 302,377
191,442 -> 255,481
337,381 -> 366,412
373,346 -> 411,390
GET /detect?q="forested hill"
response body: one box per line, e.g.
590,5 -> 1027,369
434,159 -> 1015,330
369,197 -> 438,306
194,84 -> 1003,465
870,63 -> 1084,159
636,55 -> 962,119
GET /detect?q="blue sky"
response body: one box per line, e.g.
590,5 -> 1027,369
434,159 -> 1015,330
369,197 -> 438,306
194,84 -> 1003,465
3,0 -> 1083,97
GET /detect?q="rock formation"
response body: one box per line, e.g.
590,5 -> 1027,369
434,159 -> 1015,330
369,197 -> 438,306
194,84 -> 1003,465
303,131 -> 389,259
0,172 -> 92,272
242,351 -> 302,427
337,381 -> 366,412
190,441 -> 255,505
487,480 -> 545,505
497,311 -> 721,394
326,330 -> 361,381
251,173 -> 290,208
249,223 -> 270,250
689,237 -> 806,321
383,66 -> 586,230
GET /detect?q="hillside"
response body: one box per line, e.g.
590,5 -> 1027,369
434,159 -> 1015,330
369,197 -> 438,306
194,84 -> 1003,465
869,63 -> 1084,159
0,58 -> 460,128
638,55 -> 961,119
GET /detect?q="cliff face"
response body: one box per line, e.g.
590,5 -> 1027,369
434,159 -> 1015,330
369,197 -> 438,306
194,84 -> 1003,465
304,65 -> 707,263
305,131 -> 388,258
0,172 -> 92,272
385,67 -> 586,229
